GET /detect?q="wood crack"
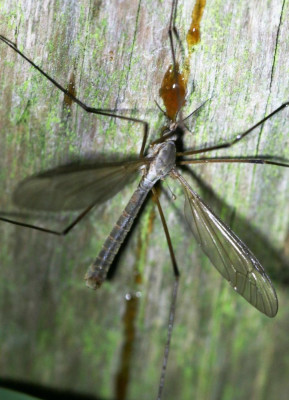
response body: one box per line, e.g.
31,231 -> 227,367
255,0 -> 286,156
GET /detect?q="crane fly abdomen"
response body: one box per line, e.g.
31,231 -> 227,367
85,185 -> 151,289
85,140 -> 177,289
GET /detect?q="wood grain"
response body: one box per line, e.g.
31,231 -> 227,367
0,1 -> 289,399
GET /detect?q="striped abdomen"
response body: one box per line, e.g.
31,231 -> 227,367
85,182 -> 152,289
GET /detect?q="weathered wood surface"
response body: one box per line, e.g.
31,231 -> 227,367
0,0 -> 289,399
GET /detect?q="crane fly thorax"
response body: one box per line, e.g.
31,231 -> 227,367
154,140 -> 176,177
142,140 -> 176,186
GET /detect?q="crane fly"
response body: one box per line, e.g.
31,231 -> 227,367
1,28 -> 287,315
1,0 -> 289,398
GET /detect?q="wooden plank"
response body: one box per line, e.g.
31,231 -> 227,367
0,1 -> 289,399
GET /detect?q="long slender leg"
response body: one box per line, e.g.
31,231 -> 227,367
152,187 -> 179,400
168,0 -> 178,68
152,187 -> 180,277
0,202 -> 96,235
0,34 -> 150,231
182,98 -> 210,122
177,157 -> 289,168
0,35 -> 149,157
177,102 -> 289,156
139,126 -> 149,158
157,278 -> 179,400
168,0 -> 185,68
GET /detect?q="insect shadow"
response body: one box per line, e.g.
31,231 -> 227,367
1,0 -> 289,399
176,166 -> 289,285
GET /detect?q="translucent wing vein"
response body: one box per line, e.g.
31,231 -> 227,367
176,172 -> 278,317
13,160 -> 144,211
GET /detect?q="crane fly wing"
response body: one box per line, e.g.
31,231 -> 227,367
13,159 -> 145,211
178,175 -> 278,317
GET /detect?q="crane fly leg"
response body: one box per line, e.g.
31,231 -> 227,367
168,0 -> 185,68
152,187 -> 180,278
0,203 -> 97,235
0,34 -> 149,157
152,187 -> 179,400
177,102 -> 289,156
178,157 -> 289,168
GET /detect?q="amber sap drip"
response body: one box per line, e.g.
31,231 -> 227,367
159,0 -> 206,120
186,0 -> 206,52
64,72 -> 77,107
183,0 -> 206,94
114,293 -> 138,400
159,62 -> 187,121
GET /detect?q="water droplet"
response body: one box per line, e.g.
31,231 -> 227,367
125,293 -> 132,301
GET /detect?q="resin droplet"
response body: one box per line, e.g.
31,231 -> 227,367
186,0 -> 206,52
159,62 -> 187,121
